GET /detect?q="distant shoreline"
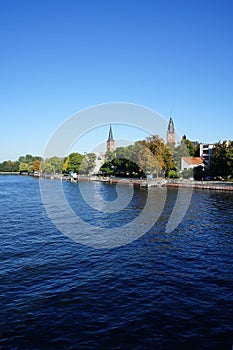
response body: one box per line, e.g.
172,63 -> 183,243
0,172 -> 20,175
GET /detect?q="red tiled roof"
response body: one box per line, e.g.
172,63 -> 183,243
182,157 -> 204,165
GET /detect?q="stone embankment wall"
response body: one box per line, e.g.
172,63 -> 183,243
166,180 -> 233,192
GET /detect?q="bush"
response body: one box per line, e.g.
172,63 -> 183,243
168,170 -> 179,179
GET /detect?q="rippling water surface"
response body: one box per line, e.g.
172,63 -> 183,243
0,175 -> 232,349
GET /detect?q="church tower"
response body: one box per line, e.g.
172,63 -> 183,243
167,116 -> 176,144
106,125 -> 115,152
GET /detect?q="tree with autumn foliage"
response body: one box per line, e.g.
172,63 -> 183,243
32,160 -> 41,172
140,135 -> 176,177
17,154 -> 42,173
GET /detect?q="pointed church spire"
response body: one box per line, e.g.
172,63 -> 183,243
106,125 -> 115,151
167,115 -> 176,144
168,116 -> 175,134
107,125 -> 114,141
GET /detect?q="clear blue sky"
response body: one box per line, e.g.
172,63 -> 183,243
0,0 -> 232,161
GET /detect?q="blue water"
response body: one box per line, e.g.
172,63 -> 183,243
0,175 -> 232,349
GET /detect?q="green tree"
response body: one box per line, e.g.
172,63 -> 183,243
133,142 -> 161,176
100,144 -> 142,177
105,151 -> 115,162
163,147 -> 176,177
19,162 -> 31,172
62,153 -> 83,173
168,170 -> 179,179
194,143 -> 200,157
41,161 -> 55,174
47,156 -> 64,174
209,140 -> 233,179
173,143 -> 190,170
18,154 -> 42,164
140,135 -> 176,176
227,141 -> 233,178
193,166 -> 205,180
40,157 -> 64,174
99,160 -> 115,176
173,137 -> 200,171
115,147 -> 129,160
79,153 -> 96,174
181,135 -> 196,156
0,160 -> 19,172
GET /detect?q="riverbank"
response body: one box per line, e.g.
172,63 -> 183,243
0,172 -> 20,175
3,173 -> 233,192
166,179 -> 233,192
76,176 -> 233,191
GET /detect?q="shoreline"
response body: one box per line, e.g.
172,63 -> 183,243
166,179 -> 233,192
77,176 -> 233,191
0,172 -> 20,175
1,173 -> 233,192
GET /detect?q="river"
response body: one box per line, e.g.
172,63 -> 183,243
0,175 -> 232,349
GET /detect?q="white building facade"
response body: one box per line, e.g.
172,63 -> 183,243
200,143 -> 214,165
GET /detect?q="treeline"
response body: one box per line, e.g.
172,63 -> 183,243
0,160 -> 20,172
1,137 -> 232,180
0,153 -> 97,175
99,135 -> 233,180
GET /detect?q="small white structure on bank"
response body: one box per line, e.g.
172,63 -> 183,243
181,157 -> 204,171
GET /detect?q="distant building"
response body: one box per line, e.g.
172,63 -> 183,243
167,116 -> 176,144
200,143 -> 214,165
181,157 -> 204,171
106,125 -> 115,152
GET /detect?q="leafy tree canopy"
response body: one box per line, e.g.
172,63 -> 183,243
41,156 -> 64,174
79,153 -> 96,175
100,135 -> 175,178
0,160 -> 19,172
208,140 -> 233,179
62,152 -> 84,174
